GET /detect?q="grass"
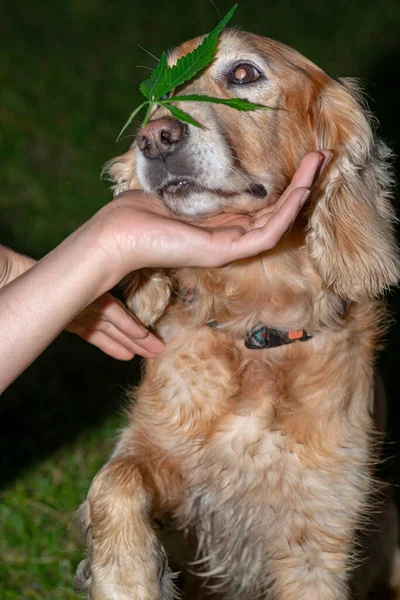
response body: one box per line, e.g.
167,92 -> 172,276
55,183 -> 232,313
1,0 -> 400,598
0,421 -> 118,599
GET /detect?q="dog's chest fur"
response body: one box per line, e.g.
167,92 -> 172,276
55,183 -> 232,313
116,294 -> 378,597
79,30 -> 400,600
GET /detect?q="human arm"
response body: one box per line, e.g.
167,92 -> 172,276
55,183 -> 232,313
0,246 -> 165,361
0,151 -> 327,392
0,245 -> 36,286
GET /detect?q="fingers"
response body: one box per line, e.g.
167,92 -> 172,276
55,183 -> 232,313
256,150 -> 332,218
67,293 -> 165,360
286,150 -> 332,191
250,186 -> 310,241
209,186 -> 309,264
68,318 -> 163,359
68,321 -> 163,360
89,294 -> 163,348
200,150 -> 333,265
288,151 -> 323,187
67,325 -> 136,360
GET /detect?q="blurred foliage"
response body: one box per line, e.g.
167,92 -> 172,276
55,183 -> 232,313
1,0 -> 400,597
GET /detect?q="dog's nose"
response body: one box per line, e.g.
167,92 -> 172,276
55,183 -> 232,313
137,117 -> 188,159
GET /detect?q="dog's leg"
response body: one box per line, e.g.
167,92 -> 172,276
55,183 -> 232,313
262,454 -> 374,600
75,456 -> 177,600
267,511 -> 351,598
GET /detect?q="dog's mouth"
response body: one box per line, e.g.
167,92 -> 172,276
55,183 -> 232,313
156,177 -> 267,201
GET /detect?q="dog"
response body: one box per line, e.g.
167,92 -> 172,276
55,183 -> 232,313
75,29 -> 400,599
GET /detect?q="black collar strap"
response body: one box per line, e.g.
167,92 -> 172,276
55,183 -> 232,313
184,288 -> 312,350
244,325 -> 312,349
207,320 -> 312,349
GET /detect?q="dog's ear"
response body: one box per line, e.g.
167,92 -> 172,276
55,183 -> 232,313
306,78 -> 399,301
102,147 -> 138,196
123,269 -> 172,328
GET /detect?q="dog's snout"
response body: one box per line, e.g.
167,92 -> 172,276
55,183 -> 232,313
137,117 -> 187,159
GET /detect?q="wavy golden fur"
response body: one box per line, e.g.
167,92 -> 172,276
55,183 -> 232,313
76,30 -> 400,599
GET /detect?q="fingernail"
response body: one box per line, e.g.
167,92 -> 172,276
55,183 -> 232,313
131,317 -> 149,334
317,151 -> 333,176
299,190 -> 311,208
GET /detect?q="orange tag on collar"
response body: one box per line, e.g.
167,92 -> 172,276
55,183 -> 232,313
288,329 -> 304,340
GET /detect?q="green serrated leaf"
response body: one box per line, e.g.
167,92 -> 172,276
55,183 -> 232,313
148,4 -> 238,100
165,94 -> 272,112
117,101 -> 149,141
161,102 -> 205,129
118,5 -> 272,138
139,51 -> 168,100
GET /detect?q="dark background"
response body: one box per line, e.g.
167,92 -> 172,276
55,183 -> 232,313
1,0 -> 400,596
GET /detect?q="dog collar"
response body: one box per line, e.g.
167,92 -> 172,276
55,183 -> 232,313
243,325 -> 312,349
184,288 -> 312,350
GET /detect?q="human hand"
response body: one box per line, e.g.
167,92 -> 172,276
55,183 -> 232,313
1,152 -> 329,363
66,150 -> 330,360
0,246 -> 164,360
0,151 -> 331,392
93,151 -> 331,286
66,292 -> 164,360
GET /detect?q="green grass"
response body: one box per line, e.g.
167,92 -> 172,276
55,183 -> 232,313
0,421 -> 117,599
1,0 -> 400,598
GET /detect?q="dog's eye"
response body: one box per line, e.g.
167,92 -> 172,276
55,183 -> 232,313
229,63 -> 261,85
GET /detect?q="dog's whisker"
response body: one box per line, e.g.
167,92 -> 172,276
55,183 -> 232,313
136,65 -> 154,71
136,44 -> 160,62
207,0 -> 222,19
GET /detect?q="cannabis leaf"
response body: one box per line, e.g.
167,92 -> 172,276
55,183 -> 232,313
117,4 -> 272,141
164,94 -> 270,112
139,51 -> 168,100
162,104 -> 205,129
140,4 -> 238,102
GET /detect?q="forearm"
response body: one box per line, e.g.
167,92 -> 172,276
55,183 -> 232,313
0,228 -> 113,392
0,153 -> 323,392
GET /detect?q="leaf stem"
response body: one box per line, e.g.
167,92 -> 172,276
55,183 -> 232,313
117,101 -> 149,141
141,102 -> 154,128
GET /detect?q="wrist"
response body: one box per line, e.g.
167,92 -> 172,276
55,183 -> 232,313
0,233 -> 117,393
41,207 -> 134,305
83,201 -> 141,284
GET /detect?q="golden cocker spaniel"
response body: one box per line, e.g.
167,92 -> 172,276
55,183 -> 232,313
76,29 -> 400,600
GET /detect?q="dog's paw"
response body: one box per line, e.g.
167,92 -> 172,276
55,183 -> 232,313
75,555 -> 92,595
74,502 -> 179,600
75,548 -> 179,600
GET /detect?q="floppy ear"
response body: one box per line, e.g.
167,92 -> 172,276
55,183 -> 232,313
102,146 -> 139,196
306,78 -> 399,301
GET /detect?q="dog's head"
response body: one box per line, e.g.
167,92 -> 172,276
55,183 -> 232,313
106,30 -> 399,301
